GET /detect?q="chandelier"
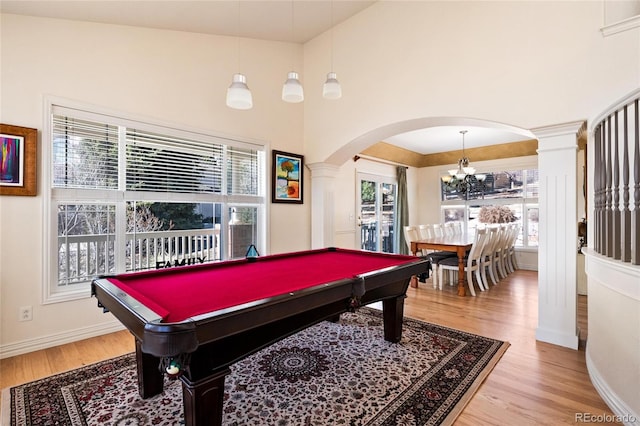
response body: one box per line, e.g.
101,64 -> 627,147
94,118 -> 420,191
441,130 -> 486,199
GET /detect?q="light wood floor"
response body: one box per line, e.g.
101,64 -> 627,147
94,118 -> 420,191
1,270 -> 618,425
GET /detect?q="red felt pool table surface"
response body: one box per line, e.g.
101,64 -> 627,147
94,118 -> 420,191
108,248 -> 419,323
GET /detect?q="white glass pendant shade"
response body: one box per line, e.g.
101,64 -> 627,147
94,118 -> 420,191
322,72 -> 342,99
282,71 -> 304,103
226,73 -> 253,110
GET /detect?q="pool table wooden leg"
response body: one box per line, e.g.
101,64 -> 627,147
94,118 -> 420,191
181,368 -> 231,426
135,340 -> 164,398
382,295 -> 406,343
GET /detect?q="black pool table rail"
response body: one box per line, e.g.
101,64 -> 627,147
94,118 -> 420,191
91,249 -> 429,426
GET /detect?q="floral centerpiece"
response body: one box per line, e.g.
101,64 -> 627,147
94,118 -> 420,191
478,205 -> 517,224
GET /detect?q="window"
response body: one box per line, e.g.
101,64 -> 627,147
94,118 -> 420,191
441,169 -> 538,248
45,102 -> 266,302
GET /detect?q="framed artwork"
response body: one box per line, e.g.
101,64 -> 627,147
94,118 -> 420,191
1,124 -> 37,196
271,150 -> 303,204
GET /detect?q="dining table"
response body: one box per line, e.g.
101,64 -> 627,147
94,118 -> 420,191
410,234 -> 474,296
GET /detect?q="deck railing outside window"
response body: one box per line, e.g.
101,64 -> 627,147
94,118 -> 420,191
58,228 -> 221,285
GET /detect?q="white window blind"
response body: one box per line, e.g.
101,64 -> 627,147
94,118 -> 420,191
126,129 -> 225,194
52,116 -> 119,190
227,146 -> 259,195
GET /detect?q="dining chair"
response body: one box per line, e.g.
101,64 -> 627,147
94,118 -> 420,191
432,223 -> 445,238
445,221 -> 463,236
443,222 -> 455,237
479,226 -> 500,288
403,226 -> 420,256
420,224 -> 457,290
494,225 -> 511,279
509,224 -> 520,271
505,224 -> 519,273
404,225 -> 433,284
437,228 -> 488,296
417,224 -> 432,255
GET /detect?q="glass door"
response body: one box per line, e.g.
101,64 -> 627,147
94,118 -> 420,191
357,173 -> 397,253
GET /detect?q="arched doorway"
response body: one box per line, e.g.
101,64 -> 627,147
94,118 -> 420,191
308,117 -> 584,351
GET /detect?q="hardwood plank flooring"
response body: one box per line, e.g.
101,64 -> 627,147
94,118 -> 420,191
0,270 -> 618,424
404,270 -> 617,425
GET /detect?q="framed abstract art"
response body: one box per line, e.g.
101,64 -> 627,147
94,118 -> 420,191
1,124 -> 37,196
271,150 -> 303,204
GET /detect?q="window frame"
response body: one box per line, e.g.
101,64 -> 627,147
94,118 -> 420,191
42,97 -> 267,303
439,158 -> 539,250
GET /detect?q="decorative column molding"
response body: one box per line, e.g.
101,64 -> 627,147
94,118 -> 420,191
307,162 -> 340,249
532,120 -> 585,350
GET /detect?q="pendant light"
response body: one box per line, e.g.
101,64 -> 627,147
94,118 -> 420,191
226,73 -> 252,110
322,0 -> 342,99
282,0 -> 304,103
282,72 -> 304,103
448,130 -> 475,178
226,0 -> 253,110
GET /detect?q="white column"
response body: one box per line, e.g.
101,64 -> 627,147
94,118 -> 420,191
533,121 -> 585,350
307,162 -> 340,249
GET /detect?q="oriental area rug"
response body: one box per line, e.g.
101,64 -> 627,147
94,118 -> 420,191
2,308 -> 509,426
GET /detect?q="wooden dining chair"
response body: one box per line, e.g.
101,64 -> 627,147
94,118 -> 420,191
438,228 -> 488,296
479,226 -> 501,288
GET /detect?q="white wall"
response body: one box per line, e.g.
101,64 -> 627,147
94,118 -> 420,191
303,1 -> 639,165
0,14 -> 309,355
584,250 -> 640,423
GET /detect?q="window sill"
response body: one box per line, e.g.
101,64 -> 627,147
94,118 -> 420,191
43,286 -> 92,305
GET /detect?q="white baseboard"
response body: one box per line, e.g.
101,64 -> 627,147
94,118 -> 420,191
535,326 -> 579,350
517,262 -> 538,271
0,321 -> 126,359
586,347 -> 640,426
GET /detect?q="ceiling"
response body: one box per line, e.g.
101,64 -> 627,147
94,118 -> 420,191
1,0 -> 533,156
385,126 -> 532,156
0,0 -> 375,44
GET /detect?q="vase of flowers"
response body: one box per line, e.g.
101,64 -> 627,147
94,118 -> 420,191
478,205 -> 517,224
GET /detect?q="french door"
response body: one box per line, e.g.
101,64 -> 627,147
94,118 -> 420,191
356,173 -> 397,253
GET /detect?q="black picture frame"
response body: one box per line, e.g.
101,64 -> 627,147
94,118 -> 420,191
271,150 -> 304,204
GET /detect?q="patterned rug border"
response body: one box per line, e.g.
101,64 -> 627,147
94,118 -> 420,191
2,308 -> 510,425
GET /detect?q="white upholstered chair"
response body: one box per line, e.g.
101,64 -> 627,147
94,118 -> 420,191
438,228 -> 488,296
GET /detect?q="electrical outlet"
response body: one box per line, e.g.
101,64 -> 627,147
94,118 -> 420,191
19,306 -> 33,322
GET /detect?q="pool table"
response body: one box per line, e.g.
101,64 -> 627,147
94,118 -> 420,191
91,247 -> 428,426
